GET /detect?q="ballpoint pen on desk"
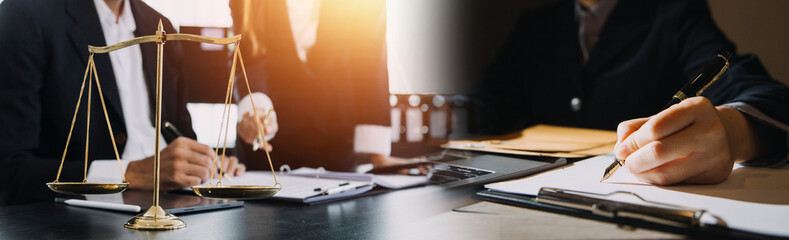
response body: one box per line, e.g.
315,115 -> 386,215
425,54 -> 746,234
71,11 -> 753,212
601,52 -> 731,182
321,182 -> 364,196
313,182 -> 351,193
163,121 -> 232,181
55,198 -> 142,213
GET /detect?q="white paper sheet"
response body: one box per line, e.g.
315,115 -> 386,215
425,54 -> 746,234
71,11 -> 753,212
485,154 -> 789,237
200,171 -> 373,203
289,167 -> 426,189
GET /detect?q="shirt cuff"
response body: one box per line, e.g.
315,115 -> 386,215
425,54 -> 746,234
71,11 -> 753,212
238,92 -> 276,141
722,102 -> 789,167
87,159 -> 130,183
354,124 -> 392,156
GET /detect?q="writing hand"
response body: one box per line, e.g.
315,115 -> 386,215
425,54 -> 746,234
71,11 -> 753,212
614,97 -> 756,185
125,137 -> 215,190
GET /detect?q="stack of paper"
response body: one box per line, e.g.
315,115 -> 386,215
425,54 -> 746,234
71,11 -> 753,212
443,125 -> 617,158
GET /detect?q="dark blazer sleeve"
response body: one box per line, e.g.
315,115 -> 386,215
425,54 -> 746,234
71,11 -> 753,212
0,0 -> 84,205
672,0 -> 789,163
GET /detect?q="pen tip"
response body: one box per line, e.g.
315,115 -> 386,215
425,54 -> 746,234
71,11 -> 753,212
600,173 -> 612,182
601,159 -> 622,183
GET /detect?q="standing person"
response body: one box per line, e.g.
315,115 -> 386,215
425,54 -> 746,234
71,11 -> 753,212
230,0 -> 411,172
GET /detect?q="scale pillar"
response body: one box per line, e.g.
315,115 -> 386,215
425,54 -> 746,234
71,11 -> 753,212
125,20 -> 186,231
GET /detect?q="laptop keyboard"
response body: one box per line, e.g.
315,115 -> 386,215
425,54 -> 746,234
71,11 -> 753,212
426,164 -> 494,185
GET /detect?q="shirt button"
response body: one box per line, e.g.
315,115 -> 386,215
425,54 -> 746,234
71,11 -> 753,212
570,97 -> 582,112
115,133 -> 127,145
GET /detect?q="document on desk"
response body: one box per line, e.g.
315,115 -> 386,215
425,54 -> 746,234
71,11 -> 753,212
442,124 -> 617,158
485,154 -> 789,237
204,171 -> 373,203
288,167 -> 427,189
213,169 -> 426,203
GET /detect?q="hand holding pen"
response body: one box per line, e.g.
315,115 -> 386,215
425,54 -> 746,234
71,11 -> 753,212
125,137 -> 217,190
603,53 -> 761,185
238,109 -> 277,152
163,122 -> 243,182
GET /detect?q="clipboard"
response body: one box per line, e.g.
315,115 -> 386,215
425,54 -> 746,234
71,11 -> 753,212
475,188 -> 779,239
480,153 -> 789,238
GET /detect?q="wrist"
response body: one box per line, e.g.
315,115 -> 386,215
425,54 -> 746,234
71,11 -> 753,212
125,160 -> 145,189
717,106 -> 757,162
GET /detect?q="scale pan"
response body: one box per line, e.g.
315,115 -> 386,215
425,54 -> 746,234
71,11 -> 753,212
192,185 -> 281,200
46,182 -> 129,195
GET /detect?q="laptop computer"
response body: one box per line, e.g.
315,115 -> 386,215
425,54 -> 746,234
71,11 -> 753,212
370,152 -> 566,187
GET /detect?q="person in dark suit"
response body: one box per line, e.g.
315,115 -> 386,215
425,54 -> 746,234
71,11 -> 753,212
229,0 -> 396,172
0,0 -> 244,205
473,0 -> 789,185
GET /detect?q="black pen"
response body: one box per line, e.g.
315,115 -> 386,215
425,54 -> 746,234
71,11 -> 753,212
601,53 -> 731,182
163,121 -> 183,142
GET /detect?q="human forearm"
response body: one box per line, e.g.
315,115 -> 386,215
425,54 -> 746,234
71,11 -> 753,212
716,106 -> 756,163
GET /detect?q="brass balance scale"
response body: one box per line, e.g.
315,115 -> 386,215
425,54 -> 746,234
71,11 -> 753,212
45,20 -> 280,230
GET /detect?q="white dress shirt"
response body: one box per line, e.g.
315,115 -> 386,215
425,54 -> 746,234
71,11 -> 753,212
286,0 -> 323,63
87,0 -> 166,182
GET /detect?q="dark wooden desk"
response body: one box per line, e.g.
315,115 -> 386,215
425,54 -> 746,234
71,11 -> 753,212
0,185 -> 481,239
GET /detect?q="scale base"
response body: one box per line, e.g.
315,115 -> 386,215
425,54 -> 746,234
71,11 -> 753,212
125,206 -> 186,230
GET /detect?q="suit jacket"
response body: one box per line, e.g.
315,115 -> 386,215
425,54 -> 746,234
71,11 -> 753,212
0,0 -> 195,205
472,0 -> 789,135
229,0 -> 390,172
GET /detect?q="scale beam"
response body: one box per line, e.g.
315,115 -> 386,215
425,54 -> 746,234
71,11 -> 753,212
88,33 -> 242,54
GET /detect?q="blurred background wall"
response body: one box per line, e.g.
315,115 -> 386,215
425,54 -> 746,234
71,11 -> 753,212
1,0 -> 782,154
386,0 -> 789,94
708,0 -> 789,87
0,0 -> 782,92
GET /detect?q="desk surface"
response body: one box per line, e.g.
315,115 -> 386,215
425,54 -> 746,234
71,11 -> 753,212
0,185 -> 680,239
0,185 -> 479,239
